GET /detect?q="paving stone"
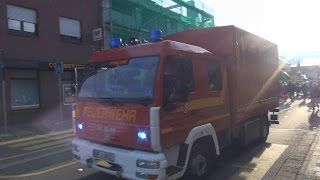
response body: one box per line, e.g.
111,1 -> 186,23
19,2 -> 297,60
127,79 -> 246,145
274,175 -> 295,180
300,142 -> 313,146
289,156 -> 305,161
277,170 -> 296,179
296,175 -> 315,180
286,159 -> 303,166
279,166 -> 299,173
300,161 -> 311,174
313,166 -> 320,172
293,153 -> 307,158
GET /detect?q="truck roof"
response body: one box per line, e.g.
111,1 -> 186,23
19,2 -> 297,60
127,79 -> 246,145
90,40 -> 213,63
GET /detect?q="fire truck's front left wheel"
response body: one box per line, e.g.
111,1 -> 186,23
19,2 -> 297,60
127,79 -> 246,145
187,142 -> 212,178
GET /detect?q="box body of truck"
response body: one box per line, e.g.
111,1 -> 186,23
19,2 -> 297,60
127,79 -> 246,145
165,25 -> 279,124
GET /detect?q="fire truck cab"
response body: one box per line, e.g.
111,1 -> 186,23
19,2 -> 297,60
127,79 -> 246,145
72,27 -> 279,180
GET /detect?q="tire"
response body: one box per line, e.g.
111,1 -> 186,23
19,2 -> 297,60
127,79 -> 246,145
259,115 -> 269,143
187,142 -> 212,178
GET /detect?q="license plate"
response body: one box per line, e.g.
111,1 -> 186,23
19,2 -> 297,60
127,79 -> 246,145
93,149 -> 114,162
96,160 -> 112,168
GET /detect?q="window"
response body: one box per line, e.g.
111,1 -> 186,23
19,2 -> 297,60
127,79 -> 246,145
7,4 -> 37,34
78,56 -> 159,99
59,17 -> 81,40
10,79 -> 40,110
63,84 -> 76,105
163,56 -> 195,105
207,61 -> 222,91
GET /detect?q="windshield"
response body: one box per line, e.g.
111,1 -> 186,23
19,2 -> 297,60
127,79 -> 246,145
78,56 -> 159,100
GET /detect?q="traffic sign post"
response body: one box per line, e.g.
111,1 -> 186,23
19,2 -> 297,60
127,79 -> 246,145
55,62 -> 63,122
55,62 -> 64,74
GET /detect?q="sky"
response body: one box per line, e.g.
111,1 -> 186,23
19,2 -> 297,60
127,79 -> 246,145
200,0 -> 320,66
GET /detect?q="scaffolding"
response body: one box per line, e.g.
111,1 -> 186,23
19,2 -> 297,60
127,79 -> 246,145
102,0 -> 215,48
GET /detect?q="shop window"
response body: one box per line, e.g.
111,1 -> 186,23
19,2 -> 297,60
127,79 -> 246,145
207,61 -> 222,91
7,4 -> 37,34
59,17 -> 81,42
10,79 -> 40,110
63,84 -> 75,105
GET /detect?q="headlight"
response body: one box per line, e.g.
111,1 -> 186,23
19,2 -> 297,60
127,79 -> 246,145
137,159 -> 159,169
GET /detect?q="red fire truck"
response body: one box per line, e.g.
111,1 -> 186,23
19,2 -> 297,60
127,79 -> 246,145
72,25 -> 279,180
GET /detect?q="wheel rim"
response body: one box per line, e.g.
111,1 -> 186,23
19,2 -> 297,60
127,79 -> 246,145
191,154 -> 207,176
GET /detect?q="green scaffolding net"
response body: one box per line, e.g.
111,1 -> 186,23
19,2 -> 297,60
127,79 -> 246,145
102,0 -> 214,48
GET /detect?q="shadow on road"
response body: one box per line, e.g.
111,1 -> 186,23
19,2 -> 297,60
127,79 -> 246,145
182,142 -> 273,180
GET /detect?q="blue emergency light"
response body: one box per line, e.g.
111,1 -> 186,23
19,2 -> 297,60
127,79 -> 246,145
77,123 -> 84,130
137,131 -> 147,140
150,29 -> 162,42
111,37 -> 122,48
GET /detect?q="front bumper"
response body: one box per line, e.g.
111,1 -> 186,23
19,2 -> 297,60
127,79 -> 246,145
72,138 -> 168,180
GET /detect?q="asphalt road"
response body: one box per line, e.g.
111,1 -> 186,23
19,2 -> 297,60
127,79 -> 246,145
0,99 -> 316,180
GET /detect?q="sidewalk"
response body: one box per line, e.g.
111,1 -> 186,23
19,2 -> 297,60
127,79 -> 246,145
0,119 -> 72,142
275,126 -> 320,179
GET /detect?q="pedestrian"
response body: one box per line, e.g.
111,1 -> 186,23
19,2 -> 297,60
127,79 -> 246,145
287,81 -> 295,101
302,82 -> 309,102
310,82 -> 320,110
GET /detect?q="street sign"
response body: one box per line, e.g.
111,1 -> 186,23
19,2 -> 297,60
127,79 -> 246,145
93,28 -> 102,41
55,62 -> 64,74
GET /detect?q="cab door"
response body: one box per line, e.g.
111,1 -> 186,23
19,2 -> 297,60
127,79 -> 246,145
160,55 -> 197,148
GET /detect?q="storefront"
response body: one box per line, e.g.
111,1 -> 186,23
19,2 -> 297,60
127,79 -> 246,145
1,59 -> 83,126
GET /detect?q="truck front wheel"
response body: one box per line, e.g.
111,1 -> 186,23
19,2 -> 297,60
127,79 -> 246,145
187,143 -> 212,178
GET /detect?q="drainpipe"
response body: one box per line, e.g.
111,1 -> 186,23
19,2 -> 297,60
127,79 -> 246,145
0,49 -> 7,134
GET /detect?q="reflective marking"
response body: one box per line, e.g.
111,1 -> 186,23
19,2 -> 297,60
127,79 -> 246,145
0,161 -> 76,178
161,127 -> 173,134
22,137 -> 74,151
161,113 -> 230,134
9,133 -> 74,148
0,130 -> 73,146
196,113 -> 230,125
230,144 -> 287,179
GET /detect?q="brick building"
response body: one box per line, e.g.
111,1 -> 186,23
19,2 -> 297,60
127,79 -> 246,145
0,0 -> 101,126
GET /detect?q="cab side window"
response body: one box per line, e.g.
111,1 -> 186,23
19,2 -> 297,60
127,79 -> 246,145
207,61 -> 222,91
163,56 -> 194,105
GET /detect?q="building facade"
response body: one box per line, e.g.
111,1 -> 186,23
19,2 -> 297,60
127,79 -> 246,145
102,0 -> 215,48
0,0 -> 214,127
291,65 -> 320,80
0,0 -> 101,126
